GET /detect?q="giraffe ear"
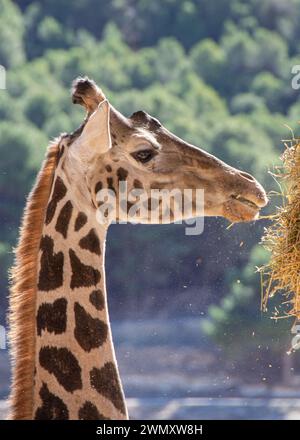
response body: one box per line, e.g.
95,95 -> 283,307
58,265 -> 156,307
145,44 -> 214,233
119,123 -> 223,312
75,99 -> 112,159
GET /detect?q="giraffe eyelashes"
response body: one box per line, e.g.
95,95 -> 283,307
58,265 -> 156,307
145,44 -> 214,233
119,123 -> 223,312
131,149 -> 156,164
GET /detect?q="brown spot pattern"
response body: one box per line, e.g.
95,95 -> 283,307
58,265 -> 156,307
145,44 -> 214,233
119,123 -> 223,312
79,228 -> 101,255
89,289 -> 104,311
95,181 -> 103,194
90,362 -> 126,415
133,179 -> 143,189
37,298 -> 67,336
69,249 -> 100,289
38,235 -> 64,291
117,167 -> 128,182
74,302 -> 108,352
45,176 -> 67,225
39,346 -> 82,393
105,164 -> 112,172
74,212 -> 87,231
107,177 -> 116,194
55,200 -> 73,238
35,383 -> 69,420
78,401 -> 107,420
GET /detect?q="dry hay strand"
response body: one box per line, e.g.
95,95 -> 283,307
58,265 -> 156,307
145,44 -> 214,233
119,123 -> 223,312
260,138 -> 300,321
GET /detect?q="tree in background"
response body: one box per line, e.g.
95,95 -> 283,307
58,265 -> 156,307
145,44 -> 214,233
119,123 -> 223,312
0,0 -> 25,68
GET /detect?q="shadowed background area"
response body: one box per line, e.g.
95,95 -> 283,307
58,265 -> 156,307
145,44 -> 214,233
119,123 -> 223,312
1,0 -> 300,419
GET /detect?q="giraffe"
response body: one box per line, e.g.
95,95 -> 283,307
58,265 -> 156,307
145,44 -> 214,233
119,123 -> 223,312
8,77 -> 268,420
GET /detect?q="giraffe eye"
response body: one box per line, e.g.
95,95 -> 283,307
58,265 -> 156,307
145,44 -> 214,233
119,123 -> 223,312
132,149 -> 155,164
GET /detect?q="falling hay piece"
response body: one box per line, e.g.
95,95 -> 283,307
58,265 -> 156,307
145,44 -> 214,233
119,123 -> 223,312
260,138 -> 300,321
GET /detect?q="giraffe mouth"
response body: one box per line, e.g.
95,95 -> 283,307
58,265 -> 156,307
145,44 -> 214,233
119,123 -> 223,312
222,194 -> 263,222
230,194 -> 260,210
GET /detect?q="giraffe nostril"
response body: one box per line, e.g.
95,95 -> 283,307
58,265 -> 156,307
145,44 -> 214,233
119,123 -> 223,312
239,171 -> 256,182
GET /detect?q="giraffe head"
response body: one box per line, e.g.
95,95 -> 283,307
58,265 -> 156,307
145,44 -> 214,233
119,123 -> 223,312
68,77 -> 268,226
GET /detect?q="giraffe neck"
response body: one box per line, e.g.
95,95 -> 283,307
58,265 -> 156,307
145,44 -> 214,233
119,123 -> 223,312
33,152 -> 127,420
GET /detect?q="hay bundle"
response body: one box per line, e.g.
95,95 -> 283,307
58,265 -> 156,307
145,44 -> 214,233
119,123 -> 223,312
261,138 -> 300,321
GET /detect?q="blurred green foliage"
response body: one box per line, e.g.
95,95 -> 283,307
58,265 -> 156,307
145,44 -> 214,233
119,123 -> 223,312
1,0 -> 300,379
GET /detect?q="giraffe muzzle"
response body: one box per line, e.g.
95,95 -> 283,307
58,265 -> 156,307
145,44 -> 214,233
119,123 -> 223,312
223,189 -> 268,222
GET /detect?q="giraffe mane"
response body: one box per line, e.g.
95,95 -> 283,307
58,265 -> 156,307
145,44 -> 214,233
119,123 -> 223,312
8,139 -> 61,419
